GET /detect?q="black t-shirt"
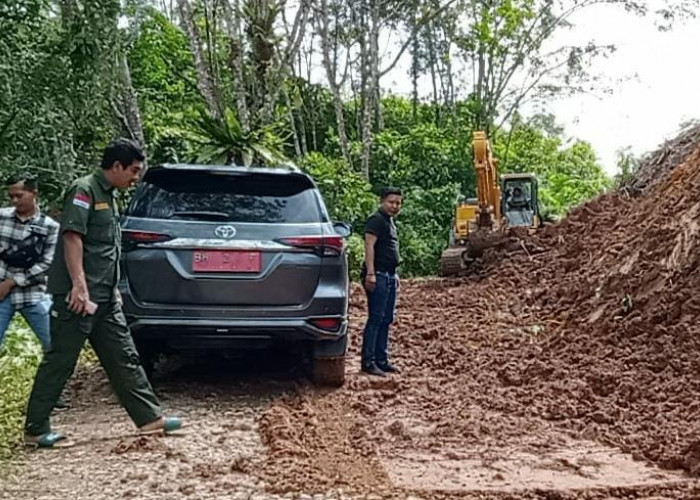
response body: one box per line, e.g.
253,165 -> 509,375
363,209 -> 400,274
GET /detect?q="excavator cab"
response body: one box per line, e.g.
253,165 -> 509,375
501,174 -> 541,229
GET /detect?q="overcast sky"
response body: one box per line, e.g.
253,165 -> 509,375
381,3 -> 700,176
545,3 -> 700,175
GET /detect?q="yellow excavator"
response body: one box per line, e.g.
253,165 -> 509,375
440,131 -> 542,276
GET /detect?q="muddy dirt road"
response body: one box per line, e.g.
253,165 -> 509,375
1,281 -> 699,500
1,356 -> 291,500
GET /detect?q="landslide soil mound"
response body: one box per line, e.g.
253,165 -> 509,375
474,144 -> 700,465
258,140 -> 700,498
623,121 -> 700,194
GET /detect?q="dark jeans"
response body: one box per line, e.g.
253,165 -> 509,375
361,272 -> 397,367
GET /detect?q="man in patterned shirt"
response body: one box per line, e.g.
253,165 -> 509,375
0,175 -> 59,352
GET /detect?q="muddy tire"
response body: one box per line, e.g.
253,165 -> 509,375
312,356 -> 346,387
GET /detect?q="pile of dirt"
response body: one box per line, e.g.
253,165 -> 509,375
622,121 -> 700,195
470,144 -> 700,465
258,388 -> 391,495
258,136 -> 700,498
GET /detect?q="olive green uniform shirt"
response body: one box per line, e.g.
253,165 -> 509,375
48,169 -> 121,302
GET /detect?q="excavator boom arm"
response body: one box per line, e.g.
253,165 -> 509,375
472,131 -> 501,225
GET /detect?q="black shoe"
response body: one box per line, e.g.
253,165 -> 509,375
361,363 -> 386,377
377,363 -> 400,374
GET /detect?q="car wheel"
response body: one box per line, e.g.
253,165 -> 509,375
312,355 -> 346,387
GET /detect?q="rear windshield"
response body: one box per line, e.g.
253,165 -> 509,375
127,170 -> 324,223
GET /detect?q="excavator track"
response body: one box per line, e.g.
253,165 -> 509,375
441,231 -> 511,277
440,247 -> 467,277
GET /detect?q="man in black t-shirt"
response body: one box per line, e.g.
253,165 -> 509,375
361,187 -> 402,377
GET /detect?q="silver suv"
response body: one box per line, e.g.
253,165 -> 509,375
119,164 -> 350,386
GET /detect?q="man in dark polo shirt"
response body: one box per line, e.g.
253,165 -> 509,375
361,187 -> 402,377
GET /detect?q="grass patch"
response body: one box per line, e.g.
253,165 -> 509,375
0,319 -> 97,460
0,319 -> 43,459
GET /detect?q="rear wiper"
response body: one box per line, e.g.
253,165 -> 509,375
169,211 -> 230,221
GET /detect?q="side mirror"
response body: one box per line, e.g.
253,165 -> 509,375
333,221 -> 352,238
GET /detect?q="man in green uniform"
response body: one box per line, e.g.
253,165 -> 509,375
24,139 -> 182,448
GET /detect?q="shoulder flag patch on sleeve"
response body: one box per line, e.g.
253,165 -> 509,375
73,193 -> 91,210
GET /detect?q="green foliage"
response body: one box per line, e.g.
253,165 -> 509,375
309,108 -> 609,277
0,3 -> 613,281
543,141 -> 612,213
302,147 -> 461,277
614,147 -> 640,186
367,115 -> 472,277
0,0 -> 129,207
454,0 -> 616,131
128,7 -> 203,165
300,152 -> 375,225
395,185 -> 459,276
300,153 -> 375,281
0,320 -> 97,461
371,123 -> 473,193
494,117 -> 611,215
345,233 -> 365,282
0,320 -> 42,460
187,108 -> 288,166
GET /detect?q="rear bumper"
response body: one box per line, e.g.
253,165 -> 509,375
119,265 -> 349,351
127,316 -> 347,349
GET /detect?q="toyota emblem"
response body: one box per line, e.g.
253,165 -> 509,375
214,225 -> 237,238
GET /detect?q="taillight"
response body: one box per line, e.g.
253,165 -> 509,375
309,317 -> 342,331
122,229 -> 173,245
276,235 -> 345,256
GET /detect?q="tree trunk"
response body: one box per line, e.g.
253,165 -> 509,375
177,0 -> 221,118
445,42 -> 457,124
301,40 -> 318,151
411,26 -> 420,122
372,18 -> 383,132
476,44 -> 486,131
359,0 -> 380,179
315,0 -> 352,168
221,0 -> 249,130
425,22 -> 440,126
283,87 -> 302,157
309,91 -> 319,151
115,52 -> 146,152
358,1 -> 368,141
297,103 -> 309,156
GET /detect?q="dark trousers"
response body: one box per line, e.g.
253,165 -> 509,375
361,272 -> 397,367
25,295 -> 162,436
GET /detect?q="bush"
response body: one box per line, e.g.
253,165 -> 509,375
346,233 -> 365,282
0,320 -> 43,459
300,152 -> 376,228
0,319 -> 96,460
371,125 -> 473,193
301,153 -> 377,282
395,184 -> 459,276
301,149 -> 460,278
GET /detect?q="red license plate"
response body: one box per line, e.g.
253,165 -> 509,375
192,250 -> 261,272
